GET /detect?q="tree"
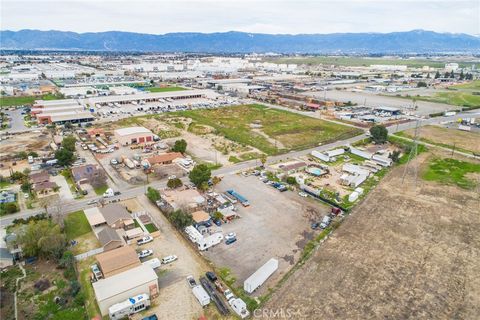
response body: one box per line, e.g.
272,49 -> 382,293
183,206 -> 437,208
389,150 -> 401,163
28,151 -> 38,158
434,71 -> 441,79
260,154 -> 267,167
188,164 -> 211,187
416,81 -> 427,88
167,178 -> 183,189
62,135 -> 77,152
212,211 -> 224,221
459,70 -> 465,80
286,176 -> 297,185
16,219 -> 66,259
169,210 -> 193,229
21,181 -> 32,193
146,187 -> 161,202
1,202 -> 19,214
55,148 -> 75,166
171,139 -> 187,153
10,171 -> 26,181
369,125 -> 388,144
15,151 -> 28,160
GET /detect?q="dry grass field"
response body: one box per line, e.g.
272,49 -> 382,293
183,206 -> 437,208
263,151 -> 480,319
400,125 -> 480,154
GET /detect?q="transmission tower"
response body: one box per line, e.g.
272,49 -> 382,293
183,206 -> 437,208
402,120 -> 421,185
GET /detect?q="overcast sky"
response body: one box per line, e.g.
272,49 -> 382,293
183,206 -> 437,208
1,0 -> 479,35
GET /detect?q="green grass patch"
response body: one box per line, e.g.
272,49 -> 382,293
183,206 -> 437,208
0,94 -> 64,107
264,56 -> 475,68
79,258 -> 101,319
422,158 -> 480,189
228,156 -> 241,163
0,180 -> 11,189
165,104 -> 361,156
64,210 -> 91,239
144,86 -> 186,92
144,223 -> 158,233
410,92 -> 480,109
450,80 -> 480,90
388,135 -> 427,164
93,184 -> 108,196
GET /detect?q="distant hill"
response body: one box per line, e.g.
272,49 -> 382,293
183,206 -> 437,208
1,29 -> 479,53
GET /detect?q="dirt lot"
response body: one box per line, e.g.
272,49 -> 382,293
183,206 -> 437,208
204,174 -> 329,295
263,151 -> 480,319
0,131 -> 51,160
402,124 -> 480,154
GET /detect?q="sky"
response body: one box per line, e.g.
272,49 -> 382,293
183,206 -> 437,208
1,0 -> 479,35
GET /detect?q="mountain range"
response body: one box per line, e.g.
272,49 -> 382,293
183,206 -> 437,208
1,29 -> 479,53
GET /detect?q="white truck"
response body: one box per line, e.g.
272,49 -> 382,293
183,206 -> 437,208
142,258 -> 161,270
192,285 -> 210,307
244,258 -> 279,293
108,293 -> 150,320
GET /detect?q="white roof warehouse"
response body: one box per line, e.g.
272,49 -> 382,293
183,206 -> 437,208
92,264 -> 159,316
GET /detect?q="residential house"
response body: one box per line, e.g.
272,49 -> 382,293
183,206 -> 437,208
71,164 -> 106,186
98,227 -> 124,252
96,246 -> 141,278
99,204 -> 134,230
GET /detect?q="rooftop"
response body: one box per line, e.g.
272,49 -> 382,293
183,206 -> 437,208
92,264 -> 158,301
96,246 -> 140,277
114,126 -> 152,136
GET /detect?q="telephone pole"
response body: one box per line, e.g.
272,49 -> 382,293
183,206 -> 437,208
402,120 -> 420,186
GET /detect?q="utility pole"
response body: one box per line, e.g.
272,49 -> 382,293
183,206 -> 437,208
402,120 -> 420,186
451,142 -> 456,156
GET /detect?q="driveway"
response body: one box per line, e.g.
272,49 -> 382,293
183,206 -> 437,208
50,175 -> 74,201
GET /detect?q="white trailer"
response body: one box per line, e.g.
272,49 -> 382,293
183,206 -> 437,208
372,154 -> 392,167
197,233 -> 223,251
244,258 -> 279,294
311,150 -> 330,162
108,293 -> 150,320
349,146 -> 373,159
325,148 -> 345,158
458,124 -> 471,132
192,285 -> 210,307
185,226 -> 203,244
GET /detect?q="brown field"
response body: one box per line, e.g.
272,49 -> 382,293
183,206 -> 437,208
263,151 -> 480,319
402,125 -> 480,154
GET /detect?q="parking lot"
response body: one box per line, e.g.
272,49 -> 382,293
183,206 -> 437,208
203,174 -> 329,294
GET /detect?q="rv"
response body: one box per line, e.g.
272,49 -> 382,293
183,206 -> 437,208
108,294 -> 150,320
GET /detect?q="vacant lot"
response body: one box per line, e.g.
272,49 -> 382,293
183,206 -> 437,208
414,91 -> 480,109
423,157 -> 480,190
167,104 -> 361,155
0,94 -> 64,107
264,152 -> 480,319
399,125 -> 480,154
204,174 -> 329,295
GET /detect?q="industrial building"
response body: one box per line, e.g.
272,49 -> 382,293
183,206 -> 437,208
92,264 -> 159,316
114,126 -> 155,146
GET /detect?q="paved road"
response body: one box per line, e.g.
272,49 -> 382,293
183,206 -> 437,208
1,110 -> 478,226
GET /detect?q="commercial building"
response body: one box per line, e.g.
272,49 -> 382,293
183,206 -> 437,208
36,111 -> 94,125
114,126 -> 154,146
92,264 -> 159,316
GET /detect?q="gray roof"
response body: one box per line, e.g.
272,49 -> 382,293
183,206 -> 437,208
99,204 -> 131,226
98,227 -> 122,246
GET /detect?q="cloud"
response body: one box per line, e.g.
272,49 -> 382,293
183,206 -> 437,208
1,0 -> 478,35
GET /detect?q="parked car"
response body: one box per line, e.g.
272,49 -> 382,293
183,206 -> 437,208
161,255 -> 178,264
206,271 -> 217,282
311,222 -> 320,230
225,237 -> 237,245
320,216 -> 332,229
213,219 -> 222,226
87,199 -> 98,205
298,192 -> 308,198
225,232 -> 236,241
110,159 -> 118,165
187,275 -> 197,288
137,235 -> 154,245
141,315 -> 158,320
138,249 -> 153,259
114,191 -> 121,196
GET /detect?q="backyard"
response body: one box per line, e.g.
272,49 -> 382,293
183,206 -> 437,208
165,104 -> 361,155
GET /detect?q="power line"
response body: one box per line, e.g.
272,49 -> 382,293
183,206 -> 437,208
402,120 -> 420,186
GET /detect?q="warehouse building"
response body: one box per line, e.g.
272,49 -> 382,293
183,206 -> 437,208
36,111 -> 94,125
92,264 -> 159,316
114,126 -> 154,146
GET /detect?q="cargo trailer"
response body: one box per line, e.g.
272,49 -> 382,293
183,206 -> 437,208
244,258 -> 279,293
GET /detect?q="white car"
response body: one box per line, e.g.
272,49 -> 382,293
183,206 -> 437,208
161,255 -> 178,264
87,199 -> 98,205
168,175 -> 177,180
137,235 -> 154,245
224,289 -> 235,300
298,192 -> 308,198
137,249 -> 153,259
225,232 -> 236,241
110,159 -> 118,165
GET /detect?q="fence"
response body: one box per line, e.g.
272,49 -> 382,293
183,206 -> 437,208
74,247 -> 104,261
